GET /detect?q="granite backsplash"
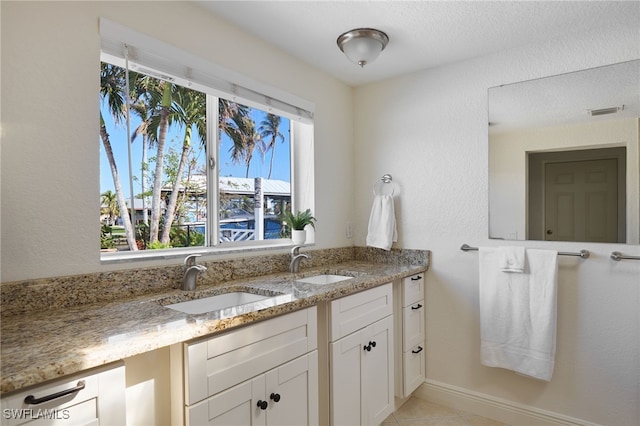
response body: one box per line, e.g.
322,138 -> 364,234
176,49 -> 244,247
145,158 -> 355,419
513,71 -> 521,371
1,246 -> 429,317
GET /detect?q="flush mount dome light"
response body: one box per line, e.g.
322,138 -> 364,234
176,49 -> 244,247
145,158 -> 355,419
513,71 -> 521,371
337,28 -> 389,68
588,105 -> 624,116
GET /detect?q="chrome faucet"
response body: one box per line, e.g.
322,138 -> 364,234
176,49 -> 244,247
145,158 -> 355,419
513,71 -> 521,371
182,254 -> 207,291
289,245 -> 309,273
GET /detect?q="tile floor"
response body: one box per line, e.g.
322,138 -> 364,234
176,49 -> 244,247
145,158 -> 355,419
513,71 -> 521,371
383,397 -> 509,426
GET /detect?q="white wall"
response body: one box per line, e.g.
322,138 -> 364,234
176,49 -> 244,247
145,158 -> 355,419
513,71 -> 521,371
0,1 -> 354,282
354,24 -> 640,425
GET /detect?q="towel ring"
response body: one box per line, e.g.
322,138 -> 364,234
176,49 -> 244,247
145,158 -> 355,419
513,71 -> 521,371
373,174 -> 399,196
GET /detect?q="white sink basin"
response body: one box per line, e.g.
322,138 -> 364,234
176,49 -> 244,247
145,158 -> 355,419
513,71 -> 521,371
296,274 -> 354,285
165,292 -> 272,315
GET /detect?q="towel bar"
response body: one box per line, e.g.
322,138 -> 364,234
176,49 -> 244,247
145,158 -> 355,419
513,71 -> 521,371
610,251 -> 640,261
460,244 -> 590,259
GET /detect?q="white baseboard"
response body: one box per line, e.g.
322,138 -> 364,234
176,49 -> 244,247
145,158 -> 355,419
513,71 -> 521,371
414,379 -> 600,426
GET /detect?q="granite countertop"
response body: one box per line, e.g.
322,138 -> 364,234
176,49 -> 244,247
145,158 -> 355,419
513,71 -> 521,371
0,261 -> 426,394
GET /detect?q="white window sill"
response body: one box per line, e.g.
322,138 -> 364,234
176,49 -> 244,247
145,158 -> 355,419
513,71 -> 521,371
101,240 -> 312,265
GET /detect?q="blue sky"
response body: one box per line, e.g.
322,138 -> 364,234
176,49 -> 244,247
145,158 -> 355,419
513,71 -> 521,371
100,102 -> 291,200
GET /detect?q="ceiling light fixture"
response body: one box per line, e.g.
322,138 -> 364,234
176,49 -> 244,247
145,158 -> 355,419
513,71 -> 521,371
588,105 -> 624,116
337,28 -> 389,68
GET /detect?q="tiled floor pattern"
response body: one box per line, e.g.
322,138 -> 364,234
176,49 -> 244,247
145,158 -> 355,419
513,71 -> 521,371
383,397 -> 509,426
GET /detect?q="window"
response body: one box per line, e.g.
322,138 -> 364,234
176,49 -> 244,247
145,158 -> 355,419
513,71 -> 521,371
99,19 -> 314,258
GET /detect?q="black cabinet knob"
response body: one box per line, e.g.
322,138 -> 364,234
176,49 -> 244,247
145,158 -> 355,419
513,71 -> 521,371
411,304 -> 423,310
363,344 -> 371,352
257,400 -> 268,410
370,341 -> 376,348
270,393 -> 281,403
412,346 -> 424,354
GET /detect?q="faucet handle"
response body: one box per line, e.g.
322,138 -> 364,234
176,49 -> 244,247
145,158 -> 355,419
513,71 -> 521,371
290,245 -> 302,256
184,254 -> 201,269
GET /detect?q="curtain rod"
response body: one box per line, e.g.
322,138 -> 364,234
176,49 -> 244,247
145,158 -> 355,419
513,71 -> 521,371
460,244 -> 590,259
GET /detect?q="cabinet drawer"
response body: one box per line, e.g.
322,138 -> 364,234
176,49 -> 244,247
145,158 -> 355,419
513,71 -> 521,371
402,300 -> 425,351
329,283 -> 393,342
0,362 -> 125,426
403,274 -> 424,306
185,306 -> 317,404
403,343 -> 426,396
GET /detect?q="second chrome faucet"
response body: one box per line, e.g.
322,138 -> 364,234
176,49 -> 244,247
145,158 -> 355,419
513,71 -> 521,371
182,254 -> 207,291
289,245 -> 309,273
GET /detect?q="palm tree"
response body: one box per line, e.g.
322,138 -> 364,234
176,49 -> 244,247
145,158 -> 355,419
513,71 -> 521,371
129,96 -> 151,226
142,79 -> 176,244
240,119 -> 261,178
148,82 -> 171,243
100,190 -> 119,225
219,100 -> 261,177
160,87 -> 206,244
99,63 -> 138,251
258,113 -> 284,179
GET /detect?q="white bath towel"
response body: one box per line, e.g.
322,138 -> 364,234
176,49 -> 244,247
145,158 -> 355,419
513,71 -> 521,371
498,246 -> 526,272
366,194 -> 397,251
479,247 -> 558,381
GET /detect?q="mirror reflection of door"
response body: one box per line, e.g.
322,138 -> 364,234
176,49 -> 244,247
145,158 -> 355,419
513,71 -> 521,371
528,147 -> 626,243
545,159 -> 618,242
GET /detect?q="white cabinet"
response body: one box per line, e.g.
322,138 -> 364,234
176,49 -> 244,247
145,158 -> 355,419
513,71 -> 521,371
394,273 -> 426,398
175,307 -> 318,426
0,362 -> 125,426
187,352 -> 318,426
328,284 -> 394,426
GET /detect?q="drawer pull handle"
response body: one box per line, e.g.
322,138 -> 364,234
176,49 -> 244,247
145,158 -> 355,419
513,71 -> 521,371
412,346 -> 424,354
257,400 -> 268,410
24,380 -> 85,405
411,276 -> 422,281
411,304 -> 423,310
270,393 -> 281,403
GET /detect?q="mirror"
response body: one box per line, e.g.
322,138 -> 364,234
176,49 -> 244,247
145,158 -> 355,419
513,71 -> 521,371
489,60 -> 639,244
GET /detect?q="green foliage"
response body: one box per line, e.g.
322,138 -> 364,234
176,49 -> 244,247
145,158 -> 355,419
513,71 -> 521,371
170,226 -> 205,247
148,241 -> 172,250
282,208 -> 316,231
135,223 -> 150,250
100,224 -> 116,249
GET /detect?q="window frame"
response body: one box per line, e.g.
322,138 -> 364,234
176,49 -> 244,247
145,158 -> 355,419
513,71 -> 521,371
99,19 -> 314,263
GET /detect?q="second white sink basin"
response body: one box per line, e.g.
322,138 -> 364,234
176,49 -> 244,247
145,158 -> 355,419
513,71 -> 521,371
296,274 -> 354,285
165,292 -> 272,315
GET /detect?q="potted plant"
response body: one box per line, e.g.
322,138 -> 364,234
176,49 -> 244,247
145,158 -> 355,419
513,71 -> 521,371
282,208 -> 316,244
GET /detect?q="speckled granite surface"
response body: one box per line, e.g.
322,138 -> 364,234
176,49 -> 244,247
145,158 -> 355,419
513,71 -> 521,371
0,247 -> 429,394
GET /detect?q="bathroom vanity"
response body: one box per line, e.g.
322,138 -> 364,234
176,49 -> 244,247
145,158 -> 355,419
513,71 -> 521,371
0,252 -> 428,425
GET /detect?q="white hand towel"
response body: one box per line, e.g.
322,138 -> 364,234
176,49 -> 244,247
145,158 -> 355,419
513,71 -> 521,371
479,247 -> 558,381
366,194 -> 397,251
498,246 -> 526,272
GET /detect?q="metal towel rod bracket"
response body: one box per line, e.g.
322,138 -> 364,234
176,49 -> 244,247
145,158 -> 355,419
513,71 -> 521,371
460,244 -> 590,259
610,251 -> 640,261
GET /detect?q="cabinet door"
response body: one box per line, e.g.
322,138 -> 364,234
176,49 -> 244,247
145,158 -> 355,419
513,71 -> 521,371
265,352 -> 318,426
187,376 -> 266,426
330,329 -> 363,426
362,315 -> 394,426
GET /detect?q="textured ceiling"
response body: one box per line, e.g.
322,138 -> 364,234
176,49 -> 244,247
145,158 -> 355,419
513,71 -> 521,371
197,1 -> 640,86
489,60 -> 640,132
